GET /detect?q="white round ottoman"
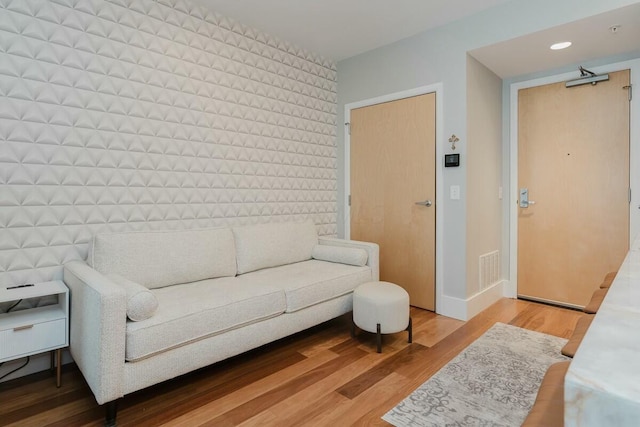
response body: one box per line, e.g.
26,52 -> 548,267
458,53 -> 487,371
351,281 -> 412,353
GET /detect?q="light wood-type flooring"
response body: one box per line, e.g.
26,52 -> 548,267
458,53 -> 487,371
0,298 -> 583,426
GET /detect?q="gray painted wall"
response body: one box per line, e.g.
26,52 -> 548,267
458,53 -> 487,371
466,55 -> 502,297
337,0 -> 638,301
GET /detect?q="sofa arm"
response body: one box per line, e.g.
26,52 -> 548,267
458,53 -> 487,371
63,261 -> 127,405
318,237 -> 379,281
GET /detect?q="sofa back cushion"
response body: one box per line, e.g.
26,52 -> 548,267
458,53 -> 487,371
89,227 -> 237,289
233,220 -> 318,274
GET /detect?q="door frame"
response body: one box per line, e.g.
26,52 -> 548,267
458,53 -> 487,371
508,59 -> 639,299
344,83 -> 444,313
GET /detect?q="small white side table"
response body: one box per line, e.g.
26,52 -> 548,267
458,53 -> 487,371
0,280 -> 69,387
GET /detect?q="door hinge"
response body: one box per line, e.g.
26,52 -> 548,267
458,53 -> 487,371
624,85 -> 632,101
345,122 -> 350,135
348,195 -> 351,206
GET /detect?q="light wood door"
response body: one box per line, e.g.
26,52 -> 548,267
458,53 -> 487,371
350,93 -> 436,310
518,69 -> 630,307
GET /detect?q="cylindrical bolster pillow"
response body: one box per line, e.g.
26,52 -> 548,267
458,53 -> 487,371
108,274 -> 159,321
311,245 -> 368,266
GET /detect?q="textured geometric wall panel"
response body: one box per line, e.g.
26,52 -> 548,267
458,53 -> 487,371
0,0 -> 337,287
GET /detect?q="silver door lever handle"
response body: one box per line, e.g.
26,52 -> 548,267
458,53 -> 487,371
415,200 -> 432,207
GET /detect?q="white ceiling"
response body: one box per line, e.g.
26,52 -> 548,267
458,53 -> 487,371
193,0 -> 640,78
193,0 -> 514,61
470,2 -> 640,78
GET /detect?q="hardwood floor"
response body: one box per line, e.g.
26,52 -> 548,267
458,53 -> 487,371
0,298 -> 582,427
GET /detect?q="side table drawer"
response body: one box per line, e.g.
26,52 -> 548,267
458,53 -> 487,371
0,318 -> 66,360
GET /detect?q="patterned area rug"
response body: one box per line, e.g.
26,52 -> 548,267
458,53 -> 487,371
383,322 -> 569,427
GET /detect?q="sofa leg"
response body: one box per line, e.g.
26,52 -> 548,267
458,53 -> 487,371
376,323 -> 382,353
105,400 -> 118,427
407,317 -> 413,344
351,318 -> 357,338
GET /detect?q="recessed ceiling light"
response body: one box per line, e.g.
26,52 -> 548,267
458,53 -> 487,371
550,41 -> 572,50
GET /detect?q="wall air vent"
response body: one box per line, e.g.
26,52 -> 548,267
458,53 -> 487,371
479,250 -> 500,291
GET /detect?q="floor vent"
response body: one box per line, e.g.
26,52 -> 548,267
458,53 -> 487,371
479,250 -> 500,291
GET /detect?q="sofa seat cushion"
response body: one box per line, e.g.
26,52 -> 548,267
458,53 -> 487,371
239,260 -> 372,313
124,278 -> 286,362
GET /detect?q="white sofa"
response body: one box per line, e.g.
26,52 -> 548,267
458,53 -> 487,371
63,220 -> 378,425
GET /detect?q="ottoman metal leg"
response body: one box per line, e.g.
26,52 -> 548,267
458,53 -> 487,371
353,281 -> 410,354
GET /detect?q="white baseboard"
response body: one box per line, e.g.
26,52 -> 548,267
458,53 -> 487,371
0,349 -> 72,384
503,279 -> 516,298
438,280 -> 508,321
438,293 -> 470,320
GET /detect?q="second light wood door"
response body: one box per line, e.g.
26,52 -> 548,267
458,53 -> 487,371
350,93 -> 436,310
518,69 -> 630,307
